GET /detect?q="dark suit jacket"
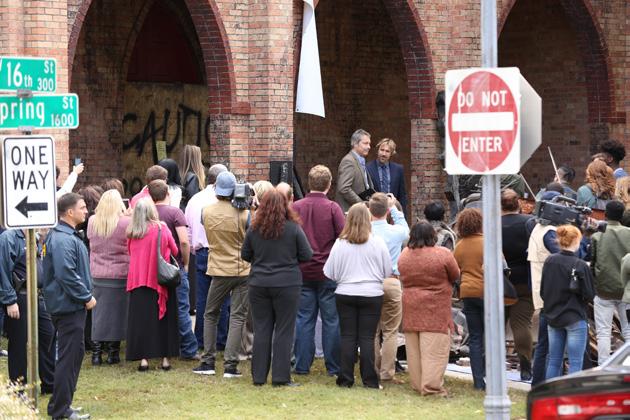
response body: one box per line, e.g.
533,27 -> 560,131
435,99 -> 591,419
335,152 -> 374,212
367,160 -> 407,213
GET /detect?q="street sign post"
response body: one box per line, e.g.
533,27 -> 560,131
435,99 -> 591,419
1,136 -> 57,228
0,57 -> 57,93
0,94 -> 79,130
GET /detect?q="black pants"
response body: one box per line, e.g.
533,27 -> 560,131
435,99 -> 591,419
48,309 -> 86,419
249,285 -> 300,385
335,294 -> 383,388
4,294 -> 56,393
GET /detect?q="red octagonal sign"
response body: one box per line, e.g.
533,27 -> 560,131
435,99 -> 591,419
447,70 -> 518,172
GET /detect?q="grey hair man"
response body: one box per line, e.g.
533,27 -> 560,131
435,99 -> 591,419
335,128 -> 375,212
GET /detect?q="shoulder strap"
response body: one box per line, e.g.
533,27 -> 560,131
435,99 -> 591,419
156,224 -> 162,255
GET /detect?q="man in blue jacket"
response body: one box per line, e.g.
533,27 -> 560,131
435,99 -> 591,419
366,138 -> 408,214
42,193 -> 95,420
0,228 -> 56,395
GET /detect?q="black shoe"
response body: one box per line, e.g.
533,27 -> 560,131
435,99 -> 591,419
272,381 -> 300,387
161,364 -> 172,371
138,363 -> 149,372
223,366 -> 242,378
395,360 -> 406,373
192,362 -> 215,375
519,355 -> 532,381
91,342 -> 102,366
106,341 -> 121,365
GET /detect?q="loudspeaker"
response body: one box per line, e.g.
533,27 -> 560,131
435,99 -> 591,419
269,161 -> 293,186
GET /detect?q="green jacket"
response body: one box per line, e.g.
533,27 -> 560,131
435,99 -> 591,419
620,253 -> 630,304
591,221 -> 630,300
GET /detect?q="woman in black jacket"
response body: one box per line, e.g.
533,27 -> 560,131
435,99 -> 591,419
540,224 -> 595,380
241,188 -> 313,386
179,145 -> 206,210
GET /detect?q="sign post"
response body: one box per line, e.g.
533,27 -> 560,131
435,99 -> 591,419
444,3 -> 540,420
0,54 -> 76,407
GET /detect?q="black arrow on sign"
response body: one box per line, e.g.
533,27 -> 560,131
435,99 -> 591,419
15,196 -> 48,218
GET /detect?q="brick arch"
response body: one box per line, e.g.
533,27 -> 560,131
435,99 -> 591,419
68,0 -> 235,115
499,0 -> 621,124
381,0 -> 437,119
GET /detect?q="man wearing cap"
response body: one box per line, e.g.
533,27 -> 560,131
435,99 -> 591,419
193,172 -> 251,378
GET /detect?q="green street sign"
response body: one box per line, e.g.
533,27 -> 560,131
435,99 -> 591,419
0,94 -> 79,130
0,57 -> 57,93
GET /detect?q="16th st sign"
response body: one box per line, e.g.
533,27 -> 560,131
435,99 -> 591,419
2,136 -> 57,228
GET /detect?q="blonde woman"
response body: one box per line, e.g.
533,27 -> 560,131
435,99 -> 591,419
576,160 -> 616,209
87,190 -> 131,365
180,145 -> 206,210
614,176 -> 630,226
324,203 -> 392,389
126,198 -> 179,371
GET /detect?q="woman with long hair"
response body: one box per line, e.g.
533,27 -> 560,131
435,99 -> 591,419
541,225 -> 594,379
126,198 -> 179,371
87,190 -> 131,365
577,159 -> 616,209
614,176 -> 630,226
452,208 -> 485,390
398,222 -> 460,396
324,203 -> 392,389
158,158 -> 184,209
241,189 -> 313,386
179,145 -> 206,210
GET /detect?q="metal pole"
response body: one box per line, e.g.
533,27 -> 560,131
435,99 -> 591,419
26,229 -> 38,406
481,0 -> 511,418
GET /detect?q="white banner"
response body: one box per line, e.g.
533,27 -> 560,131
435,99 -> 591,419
295,0 -> 325,118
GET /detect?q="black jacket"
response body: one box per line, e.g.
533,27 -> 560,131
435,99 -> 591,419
501,213 -> 534,286
241,221 -> 313,287
540,250 -> 595,328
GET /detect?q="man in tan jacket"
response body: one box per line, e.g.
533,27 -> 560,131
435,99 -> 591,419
335,129 -> 375,212
194,171 -> 251,378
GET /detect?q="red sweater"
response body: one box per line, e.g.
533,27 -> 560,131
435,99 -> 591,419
398,246 -> 460,334
127,223 -> 178,319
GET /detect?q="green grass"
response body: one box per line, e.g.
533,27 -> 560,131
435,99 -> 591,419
0,342 -> 527,419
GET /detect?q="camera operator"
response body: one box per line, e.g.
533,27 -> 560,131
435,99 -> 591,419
590,200 -> 630,365
193,171 -> 251,378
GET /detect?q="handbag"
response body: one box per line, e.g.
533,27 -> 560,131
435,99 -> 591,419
503,261 -> 518,306
156,225 -> 181,288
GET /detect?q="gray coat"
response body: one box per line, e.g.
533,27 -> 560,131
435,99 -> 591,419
335,151 -> 373,212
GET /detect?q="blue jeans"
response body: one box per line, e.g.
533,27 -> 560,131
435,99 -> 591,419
532,311 -> 549,386
546,319 -> 588,379
194,248 -> 230,350
177,268 -> 199,358
462,298 -> 485,389
294,280 -> 340,375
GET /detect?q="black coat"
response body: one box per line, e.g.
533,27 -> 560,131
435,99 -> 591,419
540,250 -> 595,328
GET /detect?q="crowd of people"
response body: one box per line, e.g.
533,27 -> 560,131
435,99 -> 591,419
1,134 -> 630,419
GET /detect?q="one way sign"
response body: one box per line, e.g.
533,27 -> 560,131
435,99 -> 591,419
2,136 -> 57,228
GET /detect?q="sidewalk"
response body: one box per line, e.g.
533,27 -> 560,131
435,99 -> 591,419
445,363 -> 531,392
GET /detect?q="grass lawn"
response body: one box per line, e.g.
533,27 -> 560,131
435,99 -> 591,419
1,343 -> 527,419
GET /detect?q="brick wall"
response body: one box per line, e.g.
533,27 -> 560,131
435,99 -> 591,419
499,0 -> 593,192
294,0 -> 411,202
2,0 -> 628,214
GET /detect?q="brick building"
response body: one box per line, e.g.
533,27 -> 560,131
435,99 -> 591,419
1,0 -> 628,218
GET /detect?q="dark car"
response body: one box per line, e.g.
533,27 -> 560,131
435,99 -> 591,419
527,342 -> 630,419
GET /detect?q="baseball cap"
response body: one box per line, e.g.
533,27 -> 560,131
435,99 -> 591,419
215,171 -> 237,196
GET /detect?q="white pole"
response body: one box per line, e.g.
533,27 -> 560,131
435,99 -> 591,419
481,0 -> 511,418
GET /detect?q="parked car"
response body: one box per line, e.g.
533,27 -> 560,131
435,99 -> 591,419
527,342 -> 630,419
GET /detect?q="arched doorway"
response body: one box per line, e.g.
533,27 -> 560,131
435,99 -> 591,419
69,0 -> 233,194
499,0 -> 616,191
293,0 -> 435,214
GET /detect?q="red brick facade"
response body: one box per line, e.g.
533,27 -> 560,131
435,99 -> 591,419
1,0 -> 628,218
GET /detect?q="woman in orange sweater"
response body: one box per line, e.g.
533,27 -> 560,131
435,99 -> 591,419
398,222 -> 460,396
453,208 -> 485,390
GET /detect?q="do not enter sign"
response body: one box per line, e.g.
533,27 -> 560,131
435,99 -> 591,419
444,67 -> 540,175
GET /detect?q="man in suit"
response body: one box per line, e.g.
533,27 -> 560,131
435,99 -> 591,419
335,128 -> 375,212
367,138 -> 407,214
